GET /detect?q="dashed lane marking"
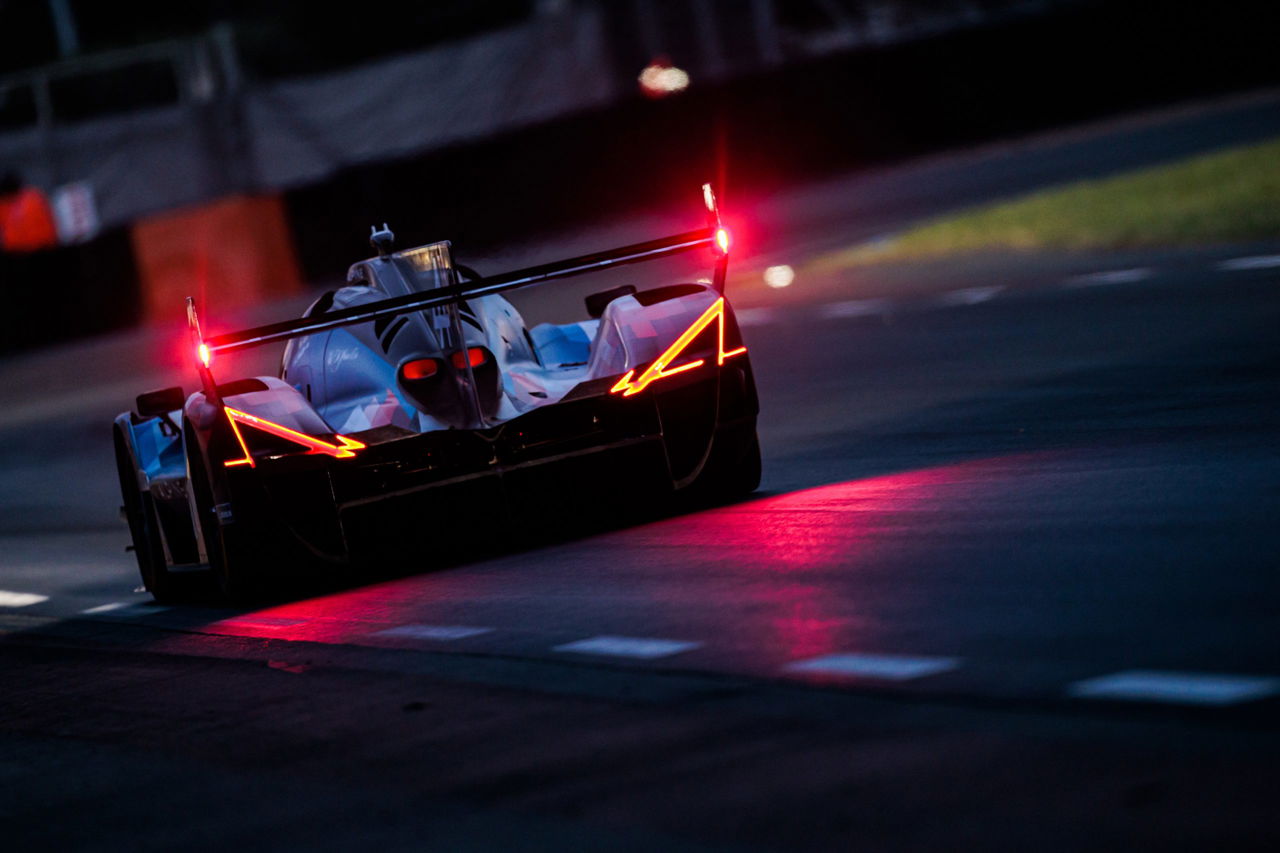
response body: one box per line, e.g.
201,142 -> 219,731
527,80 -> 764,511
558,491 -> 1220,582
374,624 -> 493,641
1064,268 -> 1153,287
937,285 -> 1005,306
553,635 -> 701,659
785,653 -> 960,681
84,603 -> 171,617
819,298 -> 893,320
1216,254 -> 1280,271
0,591 -> 50,608
81,602 -> 130,614
15,599 -> 1280,708
1067,670 -> 1280,706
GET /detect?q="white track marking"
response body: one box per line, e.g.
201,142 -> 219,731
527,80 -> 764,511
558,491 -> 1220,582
785,653 -> 959,681
938,285 -> 1005,306
82,602 -> 130,614
90,603 -> 170,617
553,635 -> 701,659
1068,670 -> 1280,706
375,624 -> 493,641
1064,268 -> 1153,287
0,591 -> 49,607
1216,254 -> 1280,271
733,307 -> 778,327
819,298 -> 892,319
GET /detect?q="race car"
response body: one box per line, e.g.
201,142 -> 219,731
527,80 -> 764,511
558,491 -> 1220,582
113,185 -> 760,601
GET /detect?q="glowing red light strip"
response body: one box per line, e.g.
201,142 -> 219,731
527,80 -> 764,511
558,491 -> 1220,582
610,297 -> 746,397
223,407 -> 366,468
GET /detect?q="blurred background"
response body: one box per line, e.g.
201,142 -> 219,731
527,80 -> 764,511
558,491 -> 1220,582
1,0 -> 1276,349
2,5 -> 1280,848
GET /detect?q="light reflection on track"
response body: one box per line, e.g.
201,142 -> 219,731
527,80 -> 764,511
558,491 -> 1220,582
194,455 -> 1043,673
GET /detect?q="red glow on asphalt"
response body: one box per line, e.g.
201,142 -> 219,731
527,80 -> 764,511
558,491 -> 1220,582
183,455 -> 1046,662
189,465 -> 971,654
607,457 -> 1038,659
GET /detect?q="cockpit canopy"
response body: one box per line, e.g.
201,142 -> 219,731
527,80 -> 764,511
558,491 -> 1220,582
347,240 -> 456,298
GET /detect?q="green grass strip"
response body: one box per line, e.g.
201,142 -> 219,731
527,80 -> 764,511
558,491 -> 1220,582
818,135 -> 1280,267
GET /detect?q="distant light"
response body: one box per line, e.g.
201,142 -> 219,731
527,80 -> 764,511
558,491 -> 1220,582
197,343 -> 211,368
639,62 -> 690,97
764,265 -> 795,289
0,590 -> 48,607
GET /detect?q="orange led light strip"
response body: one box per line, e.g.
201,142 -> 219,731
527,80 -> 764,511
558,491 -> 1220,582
223,407 -> 366,468
610,297 -> 747,397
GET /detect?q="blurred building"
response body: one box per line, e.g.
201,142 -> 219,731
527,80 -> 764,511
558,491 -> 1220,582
0,0 -> 1070,230
1,0 -> 1274,347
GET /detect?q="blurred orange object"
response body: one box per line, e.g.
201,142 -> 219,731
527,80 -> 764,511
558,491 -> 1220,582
0,186 -> 59,253
131,194 -> 303,324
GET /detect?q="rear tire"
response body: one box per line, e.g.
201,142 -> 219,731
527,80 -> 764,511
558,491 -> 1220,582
209,520 -> 268,603
682,426 -> 762,504
186,431 -> 270,603
114,428 -> 188,603
715,429 -> 762,497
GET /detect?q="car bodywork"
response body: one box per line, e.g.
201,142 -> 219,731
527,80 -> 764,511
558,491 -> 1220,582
114,186 -> 760,600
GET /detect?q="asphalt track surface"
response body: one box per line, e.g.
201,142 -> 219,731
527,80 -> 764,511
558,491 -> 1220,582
1,92 -> 1279,851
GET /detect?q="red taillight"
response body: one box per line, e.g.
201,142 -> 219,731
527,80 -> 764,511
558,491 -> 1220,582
451,347 -> 488,370
401,358 -> 441,380
714,226 -> 731,254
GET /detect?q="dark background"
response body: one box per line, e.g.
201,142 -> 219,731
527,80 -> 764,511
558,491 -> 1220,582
2,0 -> 1278,351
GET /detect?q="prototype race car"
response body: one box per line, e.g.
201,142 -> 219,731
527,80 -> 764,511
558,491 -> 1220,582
114,185 -> 759,601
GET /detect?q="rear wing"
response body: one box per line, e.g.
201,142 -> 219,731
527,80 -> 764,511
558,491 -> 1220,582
189,184 -> 731,401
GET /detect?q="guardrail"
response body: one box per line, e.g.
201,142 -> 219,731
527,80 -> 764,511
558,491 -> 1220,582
0,27 -> 238,131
